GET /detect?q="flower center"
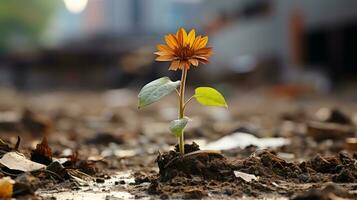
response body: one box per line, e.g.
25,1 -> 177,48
176,46 -> 193,60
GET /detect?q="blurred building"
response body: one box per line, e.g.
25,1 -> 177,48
0,0 -> 356,90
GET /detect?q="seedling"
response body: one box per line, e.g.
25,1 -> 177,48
138,28 -> 227,155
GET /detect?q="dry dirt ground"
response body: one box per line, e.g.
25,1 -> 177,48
0,87 -> 356,200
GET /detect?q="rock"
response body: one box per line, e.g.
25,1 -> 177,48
307,121 -> 354,141
345,137 -> 357,151
13,173 -> 40,196
332,169 -> 355,183
95,178 -> 105,183
46,161 -> 69,180
315,108 -> 352,125
308,155 -> 339,173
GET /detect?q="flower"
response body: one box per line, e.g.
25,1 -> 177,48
155,28 -> 213,71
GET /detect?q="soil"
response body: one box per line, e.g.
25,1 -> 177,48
0,89 -> 357,199
156,142 -> 235,181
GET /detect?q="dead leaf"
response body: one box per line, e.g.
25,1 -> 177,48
0,152 -> 46,172
13,173 -> 40,196
31,136 -> 52,165
0,177 -> 15,198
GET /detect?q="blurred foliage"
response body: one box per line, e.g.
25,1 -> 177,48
0,0 -> 59,50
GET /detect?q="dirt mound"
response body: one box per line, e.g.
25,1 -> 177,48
292,184 -> 356,200
157,142 -> 235,181
234,150 -> 357,183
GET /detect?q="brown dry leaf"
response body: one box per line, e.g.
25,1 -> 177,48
31,136 -> 53,165
0,177 -> 14,198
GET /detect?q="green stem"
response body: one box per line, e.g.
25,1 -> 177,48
178,68 -> 188,155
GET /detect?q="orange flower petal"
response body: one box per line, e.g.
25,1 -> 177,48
199,60 -> 209,64
156,44 -> 174,53
165,34 -> 178,49
197,36 -> 208,49
182,61 -> 190,70
154,51 -> 173,56
192,36 -> 202,50
156,55 -> 176,61
193,55 -> 209,61
177,60 -> 186,70
187,29 -> 196,47
169,60 -> 180,71
195,47 -> 213,57
176,28 -> 187,46
189,59 -> 199,66
196,57 -> 209,64
195,47 -> 213,55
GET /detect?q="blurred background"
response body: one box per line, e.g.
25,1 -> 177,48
0,0 -> 357,93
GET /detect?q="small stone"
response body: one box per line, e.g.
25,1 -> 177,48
345,137 -> 357,151
96,178 -> 105,183
46,161 -> 68,179
333,169 -> 355,183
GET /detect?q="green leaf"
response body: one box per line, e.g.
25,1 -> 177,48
138,77 -> 180,108
194,87 -> 228,108
169,117 -> 189,137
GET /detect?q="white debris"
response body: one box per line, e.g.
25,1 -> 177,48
0,152 -> 46,172
203,132 -> 290,150
234,171 -> 258,182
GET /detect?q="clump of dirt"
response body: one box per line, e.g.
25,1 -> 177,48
145,144 -> 357,199
234,150 -> 302,180
146,174 -> 275,199
292,183 -> 356,200
234,150 -> 357,183
156,142 -> 235,181
145,143 -> 249,198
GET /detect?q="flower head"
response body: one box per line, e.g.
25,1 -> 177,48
155,28 -> 213,71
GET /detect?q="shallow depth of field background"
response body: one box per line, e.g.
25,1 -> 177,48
0,0 -> 357,94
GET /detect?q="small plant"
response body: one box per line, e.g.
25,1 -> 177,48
138,28 -> 227,155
